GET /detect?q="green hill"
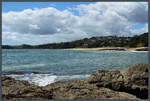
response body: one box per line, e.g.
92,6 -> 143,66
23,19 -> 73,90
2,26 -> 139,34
2,32 -> 148,49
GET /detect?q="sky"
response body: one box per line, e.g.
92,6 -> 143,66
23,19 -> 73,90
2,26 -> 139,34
2,2 -> 148,45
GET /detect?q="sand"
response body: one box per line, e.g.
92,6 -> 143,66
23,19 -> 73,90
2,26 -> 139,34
67,47 -> 148,51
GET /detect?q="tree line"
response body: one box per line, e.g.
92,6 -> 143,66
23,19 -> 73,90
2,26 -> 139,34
2,32 -> 148,49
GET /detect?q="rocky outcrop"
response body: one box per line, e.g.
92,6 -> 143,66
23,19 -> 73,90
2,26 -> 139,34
2,76 -> 137,99
87,63 -> 148,99
2,76 -> 52,99
44,80 -> 137,99
2,63 -> 148,99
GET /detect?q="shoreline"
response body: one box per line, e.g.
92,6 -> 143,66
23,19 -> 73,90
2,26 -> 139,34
2,63 -> 148,99
67,47 -> 148,51
2,47 -> 148,51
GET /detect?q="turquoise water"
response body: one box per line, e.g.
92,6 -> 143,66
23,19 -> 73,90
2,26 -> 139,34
2,49 -> 148,86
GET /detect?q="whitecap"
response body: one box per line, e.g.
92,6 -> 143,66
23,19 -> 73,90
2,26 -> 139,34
6,74 -> 90,86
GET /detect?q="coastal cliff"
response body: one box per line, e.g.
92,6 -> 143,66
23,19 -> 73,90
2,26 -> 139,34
2,63 -> 148,99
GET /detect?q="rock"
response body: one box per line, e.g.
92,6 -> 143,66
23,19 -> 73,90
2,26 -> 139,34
2,76 -> 52,99
2,63 -> 147,99
87,63 -> 148,99
43,80 -> 137,99
2,76 -> 137,99
121,63 -> 148,99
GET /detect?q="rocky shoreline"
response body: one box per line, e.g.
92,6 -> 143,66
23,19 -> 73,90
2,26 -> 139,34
2,63 -> 148,99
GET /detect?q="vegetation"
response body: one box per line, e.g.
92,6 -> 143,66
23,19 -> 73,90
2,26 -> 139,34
2,32 -> 148,49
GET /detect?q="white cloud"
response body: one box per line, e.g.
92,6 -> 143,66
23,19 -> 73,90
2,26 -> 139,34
3,7 -> 77,35
75,2 -> 148,36
29,24 -> 40,30
2,2 -> 148,45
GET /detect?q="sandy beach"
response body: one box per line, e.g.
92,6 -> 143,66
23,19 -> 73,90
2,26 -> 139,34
67,47 -> 148,51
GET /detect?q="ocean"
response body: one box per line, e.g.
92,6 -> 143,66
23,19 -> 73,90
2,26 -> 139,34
2,49 -> 148,86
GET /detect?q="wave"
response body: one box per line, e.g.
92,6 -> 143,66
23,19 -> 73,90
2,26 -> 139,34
5,73 -> 90,86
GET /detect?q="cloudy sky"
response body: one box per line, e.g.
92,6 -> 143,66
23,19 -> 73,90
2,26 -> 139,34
2,2 -> 148,45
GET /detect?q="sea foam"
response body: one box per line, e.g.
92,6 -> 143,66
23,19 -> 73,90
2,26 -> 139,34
6,73 -> 90,86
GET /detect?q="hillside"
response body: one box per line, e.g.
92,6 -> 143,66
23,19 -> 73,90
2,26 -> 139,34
2,32 -> 148,49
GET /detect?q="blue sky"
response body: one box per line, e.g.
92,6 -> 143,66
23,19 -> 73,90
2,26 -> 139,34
130,23 -> 145,30
2,2 -> 93,15
2,2 -> 148,45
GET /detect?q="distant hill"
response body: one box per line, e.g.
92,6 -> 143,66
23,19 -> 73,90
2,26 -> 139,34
2,32 -> 148,49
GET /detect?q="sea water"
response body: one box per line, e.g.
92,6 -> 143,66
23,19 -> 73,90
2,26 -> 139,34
2,49 -> 148,86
